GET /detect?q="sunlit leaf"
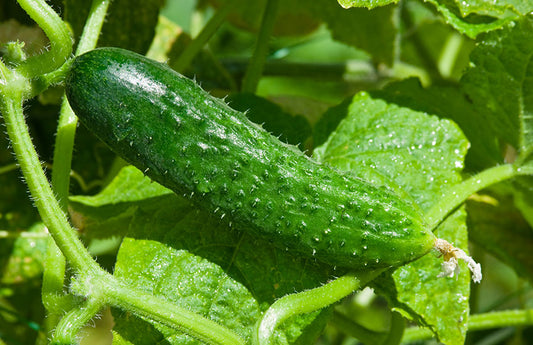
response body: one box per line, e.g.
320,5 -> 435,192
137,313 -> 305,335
72,167 -> 338,344
314,91 -> 470,343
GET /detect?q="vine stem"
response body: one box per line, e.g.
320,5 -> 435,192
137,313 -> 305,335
0,91 -> 101,274
52,0 -> 111,209
381,311 -> 405,345
402,309 -> 533,342
437,32 -> 463,78
256,269 -> 386,345
101,277 -> 245,345
331,311 -> 386,344
241,0 -> 280,93
0,89 -> 244,345
2,2 -> 245,344
45,0 -> 111,332
51,298 -> 105,344
425,164 -> 532,230
15,0 -> 71,78
172,0 -> 238,72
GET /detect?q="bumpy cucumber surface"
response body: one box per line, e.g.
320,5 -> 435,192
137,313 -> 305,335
66,47 -> 436,269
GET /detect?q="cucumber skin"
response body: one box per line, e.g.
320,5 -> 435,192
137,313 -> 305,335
66,47 -> 435,269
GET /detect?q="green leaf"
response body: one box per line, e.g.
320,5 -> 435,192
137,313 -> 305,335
314,91 -> 468,210
512,174 -> 533,229
72,167 -> 338,344
227,93 -> 312,150
379,78 -> 502,171
69,166 -> 173,238
313,91 -> 471,343
337,0 -> 398,10
461,15 -> 533,162
424,0 -> 520,38
467,193 -> 533,283
112,238 -> 261,344
450,0 -> 532,17
308,1 -> 397,65
392,209 -> 470,344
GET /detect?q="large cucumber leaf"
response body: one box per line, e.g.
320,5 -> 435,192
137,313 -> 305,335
70,167 -> 338,345
314,91 -> 470,344
467,192 -> 533,284
461,15 -> 533,229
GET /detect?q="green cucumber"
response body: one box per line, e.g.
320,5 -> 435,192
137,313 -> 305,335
65,47 -> 436,269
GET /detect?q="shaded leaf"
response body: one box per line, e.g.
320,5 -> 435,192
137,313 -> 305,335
69,166 -> 173,238
461,14 -> 533,161
467,193 -> 533,284
146,15 -> 183,62
64,0 -> 164,54
227,93 -> 312,149
208,0 -> 396,65
72,167 -> 338,344
0,19 -> 47,57
167,32 -> 237,91
512,173 -> 533,229
208,0 -> 320,37
308,1 -> 397,65
313,91 -> 471,343
399,2 -> 476,81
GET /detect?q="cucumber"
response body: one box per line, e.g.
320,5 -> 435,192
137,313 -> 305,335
65,47 -> 436,269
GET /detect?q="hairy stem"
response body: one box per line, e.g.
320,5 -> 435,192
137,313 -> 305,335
51,298 -> 104,345
52,0 -> 111,208
45,0 -> 111,333
15,0 -> 71,78
0,92 -> 101,275
241,0 -> 279,93
42,240 -> 67,332
425,164 -> 530,230
256,269 -> 385,345
104,277 -> 245,345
